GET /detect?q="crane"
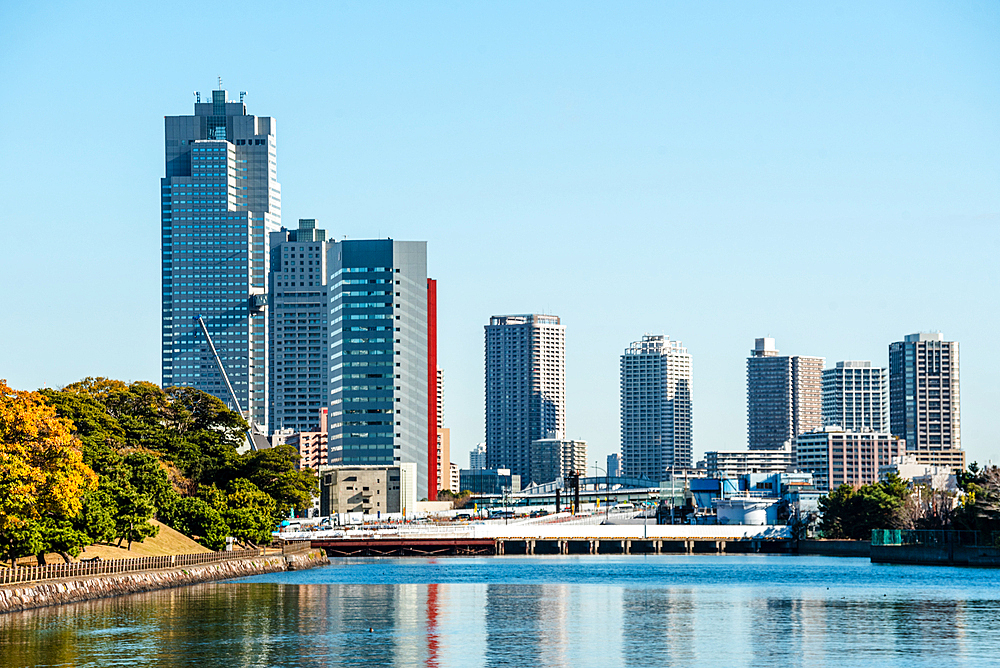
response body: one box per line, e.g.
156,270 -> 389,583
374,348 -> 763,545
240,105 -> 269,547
196,314 -> 261,452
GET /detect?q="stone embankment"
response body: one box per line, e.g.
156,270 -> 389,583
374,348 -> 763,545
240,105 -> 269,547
0,549 -> 328,615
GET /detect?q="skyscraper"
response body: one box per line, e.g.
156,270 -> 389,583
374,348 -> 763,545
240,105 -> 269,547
161,87 -> 280,430
747,338 -> 823,450
619,334 -> 693,479
470,442 -> 487,470
484,314 -> 565,481
268,219 -> 329,433
822,361 -> 887,432
326,239 -> 434,498
889,332 -> 963,469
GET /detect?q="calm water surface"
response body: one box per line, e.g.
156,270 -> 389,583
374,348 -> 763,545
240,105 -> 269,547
2,555 -> 999,667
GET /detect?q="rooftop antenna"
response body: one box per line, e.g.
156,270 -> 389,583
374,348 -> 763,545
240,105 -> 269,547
218,75 -> 223,89
240,91 -> 247,103
195,91 -> 201,103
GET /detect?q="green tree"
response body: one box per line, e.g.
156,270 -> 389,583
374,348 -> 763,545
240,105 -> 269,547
954,463 -> 1000,538
240,445 -> 318,517
214,480 -> 275,548
819,476 -> 909,540
36,518 -> 91,565
162,497 -> 230,550
121,450 -> 178,515
76,486 -> 116,545
108,483 -> 159,550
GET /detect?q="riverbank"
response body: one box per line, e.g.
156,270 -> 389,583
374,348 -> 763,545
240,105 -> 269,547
0,549 -> 328,615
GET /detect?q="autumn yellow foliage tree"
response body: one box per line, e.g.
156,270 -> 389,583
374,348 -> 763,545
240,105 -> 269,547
0,380 -> 98,565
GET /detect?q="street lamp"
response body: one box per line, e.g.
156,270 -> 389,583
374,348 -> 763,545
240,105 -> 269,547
593,462 -> 610,521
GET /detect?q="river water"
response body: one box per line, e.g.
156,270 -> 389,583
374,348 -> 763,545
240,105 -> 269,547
2,555 -> 998,667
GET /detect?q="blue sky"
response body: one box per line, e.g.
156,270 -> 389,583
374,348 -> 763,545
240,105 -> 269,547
1,1 -> 997,467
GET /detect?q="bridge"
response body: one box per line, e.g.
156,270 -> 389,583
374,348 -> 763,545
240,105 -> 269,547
284,515 -> 793,557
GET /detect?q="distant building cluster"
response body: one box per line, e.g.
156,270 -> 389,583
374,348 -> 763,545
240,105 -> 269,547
160,88 -> 965,518
712,332 -> 963,491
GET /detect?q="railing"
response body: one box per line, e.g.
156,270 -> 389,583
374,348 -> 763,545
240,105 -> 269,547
871,530 -> 1000,548
0,548 -> 264,586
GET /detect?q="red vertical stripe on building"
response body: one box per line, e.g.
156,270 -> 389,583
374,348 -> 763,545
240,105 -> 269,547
427,278 -> 438,500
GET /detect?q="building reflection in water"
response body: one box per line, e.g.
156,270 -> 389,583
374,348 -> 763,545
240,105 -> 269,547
2,561 -> 1000,668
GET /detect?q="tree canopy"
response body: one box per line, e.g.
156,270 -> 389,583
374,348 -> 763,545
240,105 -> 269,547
0,380 -> 98,564
1,377 -> 318,562
818,475 -> 909,540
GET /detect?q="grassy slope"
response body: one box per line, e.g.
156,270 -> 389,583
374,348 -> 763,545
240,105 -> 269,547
11,521 -> 215,565
77,520 -> 213,559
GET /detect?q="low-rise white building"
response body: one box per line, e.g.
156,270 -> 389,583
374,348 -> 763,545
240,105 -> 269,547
318,463 -> 417,518
704,444 -> 794,478
879,455 -> 958,492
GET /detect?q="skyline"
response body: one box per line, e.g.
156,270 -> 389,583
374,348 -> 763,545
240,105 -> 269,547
1,1 -> 998,466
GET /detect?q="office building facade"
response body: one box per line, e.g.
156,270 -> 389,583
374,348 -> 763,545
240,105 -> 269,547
889,333 -> 962,469
620,334 -> 693,479
528,437 -> 588,486
161,87 -> 280,429
470,443 -> 487,470
326,239 -> 434,498
795,427 -> 903,491
268,219 -> 329,433
606,453 -> 621,478
822,361 -> 887,432
747,338 -> 823,451
485,314 -> 566,481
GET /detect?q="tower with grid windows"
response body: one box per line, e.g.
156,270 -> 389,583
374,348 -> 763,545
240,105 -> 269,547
620,334 -> 693,480
161,87 -> 280,430
485,314 -> 565,481
268,219 -> 329,434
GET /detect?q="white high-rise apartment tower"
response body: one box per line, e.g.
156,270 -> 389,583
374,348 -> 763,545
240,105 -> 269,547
822,361 -> 887,432
485,314 -> 565,481
620,334 -> 693,479
161,87 -> 280,429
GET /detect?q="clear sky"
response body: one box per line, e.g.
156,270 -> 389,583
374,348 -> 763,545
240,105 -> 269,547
1,1 -> 997,468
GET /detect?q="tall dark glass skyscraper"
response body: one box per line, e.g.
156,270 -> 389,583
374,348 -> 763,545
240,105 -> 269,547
161,87 -> 280,430
484,314 -> 565,481
326,239 -> 433,498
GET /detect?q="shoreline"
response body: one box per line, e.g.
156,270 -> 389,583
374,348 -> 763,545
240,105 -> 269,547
0,549 -> 328,615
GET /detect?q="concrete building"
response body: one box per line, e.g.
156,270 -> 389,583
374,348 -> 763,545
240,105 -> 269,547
620,334 -> 693,479
318,463 -> 417,517
704,445 -> 794,478
528,437 -> 587,486
449,462 -> 460,494
326,240 -> 434,499
435,366 -> 452,497
889,332 -> 963,470
747,338 -> 824,451
823,361 -> 887,433
879,455 -> 958,493
485,314 -> 565,480
606,453 -> 621,478
794,427 -> 904,491
270,407 -> 329,472
268,219 -> 329,433
459,469 -> 521,496
161,87 -> 280,429
470,443 -> 487,470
